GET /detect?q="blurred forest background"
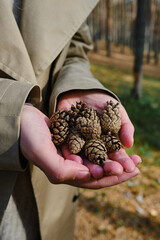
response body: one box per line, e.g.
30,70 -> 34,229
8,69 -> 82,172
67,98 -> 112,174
74,0 -> 160,240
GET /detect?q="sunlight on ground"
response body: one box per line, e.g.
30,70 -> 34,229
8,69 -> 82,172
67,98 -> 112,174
90,62 -> 160,166
74,62 -> 160,240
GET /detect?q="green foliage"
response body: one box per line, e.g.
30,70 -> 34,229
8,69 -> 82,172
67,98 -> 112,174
91,63 -> 160,165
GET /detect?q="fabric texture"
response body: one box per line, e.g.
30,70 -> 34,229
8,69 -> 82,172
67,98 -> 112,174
0,168 -> 41,240
0,1 -> 120,240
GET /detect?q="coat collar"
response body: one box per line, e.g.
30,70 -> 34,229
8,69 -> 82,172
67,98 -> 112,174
0,0 -> 98,83
0,0 -> 37,83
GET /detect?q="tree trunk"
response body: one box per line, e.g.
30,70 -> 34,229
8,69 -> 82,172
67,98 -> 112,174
92,7 -> 99,52
130,1 -> 137,52
132,70 -> 143,98
132,0 -> 146,99
106,0 -> 112,57
121,0 -> 126,54
146,0 -> 152,64
153,1 -> 160,65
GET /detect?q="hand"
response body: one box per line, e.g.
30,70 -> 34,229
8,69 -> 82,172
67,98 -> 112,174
20,92 -> 141,189
20,104 -> 90,184
57,90 -> 141,186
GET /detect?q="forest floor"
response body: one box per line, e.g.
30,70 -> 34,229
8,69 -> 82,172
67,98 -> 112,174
73,57 -> 160,240
88,41 -> 160,78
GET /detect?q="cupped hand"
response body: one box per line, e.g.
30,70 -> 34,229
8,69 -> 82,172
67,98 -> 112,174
57,90 -> 141,182
20,89 -> 141,189
20,104 -> 90,184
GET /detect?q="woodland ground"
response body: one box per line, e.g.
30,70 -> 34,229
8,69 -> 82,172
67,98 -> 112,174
73,48 -> 160,240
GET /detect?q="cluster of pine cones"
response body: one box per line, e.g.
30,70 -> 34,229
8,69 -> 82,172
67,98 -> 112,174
50,101 -> 121,166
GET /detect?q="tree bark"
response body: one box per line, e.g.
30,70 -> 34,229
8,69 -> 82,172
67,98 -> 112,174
92,7 -> 99,52
106,0 -> 112,57
132,0 -> 146,99
121,0 -> 126,54
153,1 -> 160,65
146,0 -> 152,64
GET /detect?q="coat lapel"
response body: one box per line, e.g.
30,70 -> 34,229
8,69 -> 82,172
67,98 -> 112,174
0,0 -> 37,83
21,0 -> 98,77
0,0 -> 98,83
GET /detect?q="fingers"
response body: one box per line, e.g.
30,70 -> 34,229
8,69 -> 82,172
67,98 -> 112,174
83,158 -> 124,179
61,144 -> 141,180
83,152 -> 140,180
130,154 -> 142,166
119,105 -> 134,148
108,147 -> 136,173
103,160 -> 123,175
68,167 -> 140,189
37,140 -> 140,187
36,141 -> 90,184
83,159 -> 104,179
61,145 -> 83,164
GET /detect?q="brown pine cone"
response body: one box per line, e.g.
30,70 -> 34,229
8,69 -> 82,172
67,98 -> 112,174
69,101 -> 88,126
50,110 -> 70,123
70,101 -> 100,127
50,118 -> 69,146
81,107 -> 99,121
85,139 -> 107,166
100,100 -> 121,134
101,132 -> 121,153
67,130 -> 85,154
76,117 -> 101,140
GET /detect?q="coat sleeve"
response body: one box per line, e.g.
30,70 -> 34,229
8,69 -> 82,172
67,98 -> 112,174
0,78 -> 40,171
49,22 -> 119,113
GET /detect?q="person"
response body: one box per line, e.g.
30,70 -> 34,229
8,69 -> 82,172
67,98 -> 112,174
0,1 -> 141,240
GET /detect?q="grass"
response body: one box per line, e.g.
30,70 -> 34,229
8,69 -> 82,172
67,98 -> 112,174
90,62 -> 160,166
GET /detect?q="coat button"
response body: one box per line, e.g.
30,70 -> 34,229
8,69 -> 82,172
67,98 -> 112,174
72,193 -> 80,202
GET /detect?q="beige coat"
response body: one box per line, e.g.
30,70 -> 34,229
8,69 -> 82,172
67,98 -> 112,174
0,1 -> 117,239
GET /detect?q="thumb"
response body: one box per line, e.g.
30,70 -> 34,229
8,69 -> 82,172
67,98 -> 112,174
37,142 -> 91,184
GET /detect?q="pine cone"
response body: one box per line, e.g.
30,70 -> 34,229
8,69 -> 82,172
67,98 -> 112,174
70,101 -> 100,127
69,101 -> 88,126
76,117 -> 101,140
50,110 -> 70,123
100,100 -> 121,134
67,130 -> 85,154
101,132 -> 121,153
50,118 -> 69,146
85,139 -> 107,165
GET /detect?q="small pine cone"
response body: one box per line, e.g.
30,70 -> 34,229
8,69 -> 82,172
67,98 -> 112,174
81,108 -> 100,121
69,101 -> 88,126
100,100 -> 121,134
50,110 -> 70,123
70,101 -> 100,126
101,133 -> 121,153
76,117 -> 101,140
50,119 -> 69,146
67,130 -> 85,154
85,139 -> 107,166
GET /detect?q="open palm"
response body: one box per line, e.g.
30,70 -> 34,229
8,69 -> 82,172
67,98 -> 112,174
20,90 -> 141,189
57,90 -> 141,186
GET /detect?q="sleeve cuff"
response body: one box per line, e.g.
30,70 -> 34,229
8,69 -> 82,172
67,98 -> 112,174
49,60 -> 119,115
0,79 -> 40,171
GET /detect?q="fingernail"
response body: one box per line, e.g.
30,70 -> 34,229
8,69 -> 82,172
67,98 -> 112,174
138,158 -> 142,163
92,168 -> 103,179
75,171 -> 90,180
106,170 -> 123,176
125,166 -> 136,173
135,168 -> 140,175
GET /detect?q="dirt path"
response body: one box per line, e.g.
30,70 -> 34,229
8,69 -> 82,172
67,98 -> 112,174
89,49 -> 160,78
